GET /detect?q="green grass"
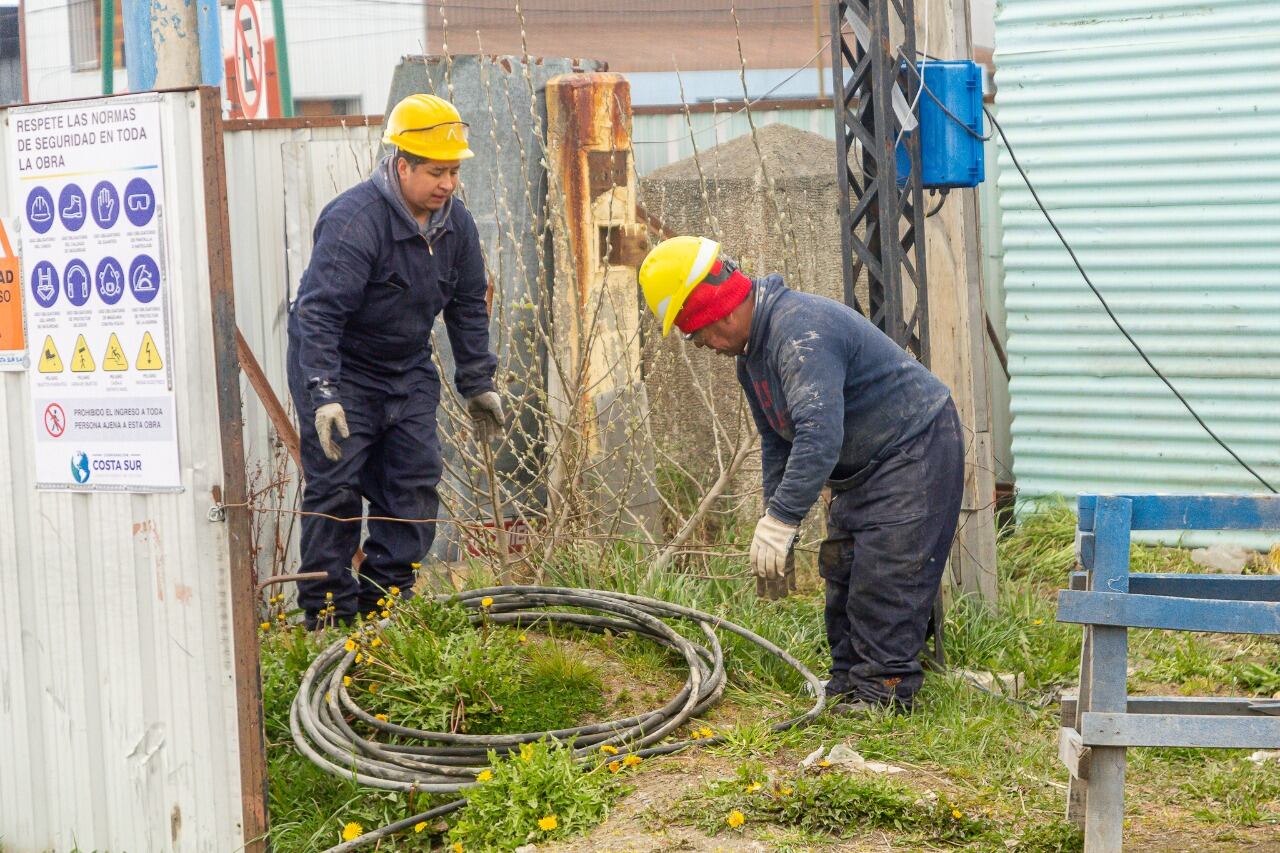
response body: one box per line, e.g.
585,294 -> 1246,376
261,503 -> 1280,849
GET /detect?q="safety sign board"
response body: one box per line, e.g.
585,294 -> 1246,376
0,218 -> 24,369
233,0 -> 267,120
7,95 -> 181,491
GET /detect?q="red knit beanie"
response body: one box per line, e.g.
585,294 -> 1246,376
674,260 -> 752,335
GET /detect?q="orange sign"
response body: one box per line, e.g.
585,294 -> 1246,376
0,219 -> 24,368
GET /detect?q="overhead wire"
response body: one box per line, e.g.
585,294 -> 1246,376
629,39 -> 832,145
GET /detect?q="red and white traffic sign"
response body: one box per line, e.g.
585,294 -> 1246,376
43,402 -> 65,438
233,0 -> 266,119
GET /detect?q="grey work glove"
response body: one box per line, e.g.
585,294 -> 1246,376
466,391 -> 505,442
314,402 -> 349,462
750,513 -> 798,581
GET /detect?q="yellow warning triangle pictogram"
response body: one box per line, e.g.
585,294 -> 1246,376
38,335 -> 63,373
102,332 -> 128,371
70,334 -> 95,372
136,331 -> 163,371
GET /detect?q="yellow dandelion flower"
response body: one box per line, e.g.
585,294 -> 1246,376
325,592 -> 334,600
519,743 -> 533,761
745,782 -> 762,793
600,744 -> 619,755
342,821 -> 363,841
414,821 -> 428,833
480,596 -> 494,608
608,760 -> 621,773
368,683 -> 378,693
381,610 -> 390,618
451,843 -> 463,853
260,622 -> 271,631
324,691 -> 332,702
275,612 -> 287,621
411,562 -> 422,570
371,637 -> 383,648
698,727 -> 714,739
518,634 -> 528,644
476,769 -> 493,782
344,639 -> 357,652
952,808 -> 963,819
355,652 -> 364,663
623,755 -> 642,767
375,713 -> 389,721
779,786 -> 794,796
377,598 -> 386,607
343,676 -> 352,687
537,815 -> 558,832
390,586 -> 401,596
817,759 -> 831,768
1032,618 -> 1044,626
726,810 -> 745,829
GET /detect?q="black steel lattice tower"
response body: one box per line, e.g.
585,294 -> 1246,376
829,0 -> 930,365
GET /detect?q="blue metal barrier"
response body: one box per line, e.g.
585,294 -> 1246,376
1058,495 -> 1280,851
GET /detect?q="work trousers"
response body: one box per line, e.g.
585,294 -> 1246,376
819,399 -> 964,707
287,342 -> 442,628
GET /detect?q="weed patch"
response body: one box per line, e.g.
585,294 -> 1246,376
449,740 -> 625,851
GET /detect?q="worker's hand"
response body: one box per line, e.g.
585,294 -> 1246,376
466,391 -> 505,442
315,402 -> 349,462
750,513 -> 798,580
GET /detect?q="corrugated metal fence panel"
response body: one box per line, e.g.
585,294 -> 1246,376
0,92 -> 244,851
224,121 -> 383,580
994,1 -> 1280,515
631,107 -> 836,175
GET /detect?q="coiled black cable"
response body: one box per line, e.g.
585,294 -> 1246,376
292,586 -> 827,851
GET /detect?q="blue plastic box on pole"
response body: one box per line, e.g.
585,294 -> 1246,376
895,59 -> 985,189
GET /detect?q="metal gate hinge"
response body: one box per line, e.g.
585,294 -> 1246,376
207,503 -> 227,522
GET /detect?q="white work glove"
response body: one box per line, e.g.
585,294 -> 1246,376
750,513 -> 798,580
466,391 -> 505,441
314,402 -> 349,462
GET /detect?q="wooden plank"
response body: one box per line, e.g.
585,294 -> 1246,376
1082,712 -> 1280,749
1083,497 -> 1130,852
1058,589 -> 1280,635
235,327 -> 301,469
1079,494 -> 1280,532
1059,726 -> 1092,779
1076,531 -> 1094,571
1068,572 -> 1280,603
223,114 -> 383,132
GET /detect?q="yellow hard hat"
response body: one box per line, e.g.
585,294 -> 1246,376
638,236 -> 721,337
383,94 -> 475,161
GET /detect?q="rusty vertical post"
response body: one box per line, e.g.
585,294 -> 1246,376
544,74 -> 660,542
199,85 -> 268,850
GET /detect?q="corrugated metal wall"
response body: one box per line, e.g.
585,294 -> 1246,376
994,1 -> 1280,505
0,92 -> 247,852
224,119 -> 383,579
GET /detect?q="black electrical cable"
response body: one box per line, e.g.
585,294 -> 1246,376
982,104 -> 1277,494
900,50 -> 1274,491
298,586 -> 827,851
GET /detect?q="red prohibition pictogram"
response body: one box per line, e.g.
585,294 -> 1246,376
44,402 -> 66,438
234,0 -> 265,118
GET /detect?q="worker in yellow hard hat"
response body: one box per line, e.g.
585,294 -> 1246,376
640,236 -> 964,716
287,93 -> 502,629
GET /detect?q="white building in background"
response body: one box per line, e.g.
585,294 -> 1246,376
12,0 -> 421,115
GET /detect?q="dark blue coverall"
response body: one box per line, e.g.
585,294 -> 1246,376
287,156 -> 497,627
738,276 -> 964,708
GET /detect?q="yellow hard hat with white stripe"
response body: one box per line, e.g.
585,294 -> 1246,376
383,94 -> 475,161
638,236 -> 721,337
